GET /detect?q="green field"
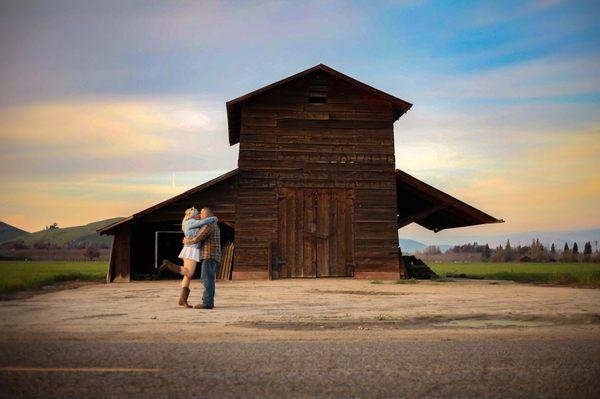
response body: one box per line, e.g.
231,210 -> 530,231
429,262 -> 600,286
1,261 -> 599,294
0,261 -> 108,294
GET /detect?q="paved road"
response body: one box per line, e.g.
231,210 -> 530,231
1,339 -> 599,398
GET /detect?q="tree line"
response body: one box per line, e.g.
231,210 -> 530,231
419,239 -> 599,262
0,240 -> 108,260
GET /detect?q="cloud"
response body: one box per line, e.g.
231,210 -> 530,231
0,180 -> 145,232
438,130 -> 600,232
429,54 -> 600,100
0,0 -> 367,105
0,168 -> 236,232
0,1 -> 597,236
0,97 -> 237,178
0,97 -> 238,231
395,94 -> 599,235
0,101 -> 169,156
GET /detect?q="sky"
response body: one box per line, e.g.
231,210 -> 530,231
0,0 -> 598,244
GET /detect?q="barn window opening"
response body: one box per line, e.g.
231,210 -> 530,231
309,94 -> 327,104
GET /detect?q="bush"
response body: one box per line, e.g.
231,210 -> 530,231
33,240 -> 50,250
83,245 -> 100,260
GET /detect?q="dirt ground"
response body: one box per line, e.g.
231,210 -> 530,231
1,279 -> 599,398
1,278 -> 599,343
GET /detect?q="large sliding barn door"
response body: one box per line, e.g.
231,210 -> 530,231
277,188 -> 354,278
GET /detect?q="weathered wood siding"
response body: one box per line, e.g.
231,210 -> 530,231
107,224 -> 131,282
235,71 -> 402,279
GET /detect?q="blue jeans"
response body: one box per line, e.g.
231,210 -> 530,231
200,259 -> 219,307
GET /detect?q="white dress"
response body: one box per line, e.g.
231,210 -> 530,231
177,216 -> 217,262
179,246 -> 201,262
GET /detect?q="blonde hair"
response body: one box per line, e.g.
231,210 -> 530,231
182,207 -> 198,231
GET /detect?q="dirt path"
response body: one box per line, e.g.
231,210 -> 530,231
1,279 -> 598,343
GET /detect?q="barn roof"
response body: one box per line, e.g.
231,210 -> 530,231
396,170 -> 504,232
97,169 -> 238,234
226,63 -> 413,145
99,168 -> 502,235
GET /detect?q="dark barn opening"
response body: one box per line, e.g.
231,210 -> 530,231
101,170 -> 237,282
130,221 -> 235,280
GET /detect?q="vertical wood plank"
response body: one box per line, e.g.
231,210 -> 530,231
315,190 -> 329,277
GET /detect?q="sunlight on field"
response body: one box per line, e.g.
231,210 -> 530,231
429,262 -> 600,286
0,261 -> 108,293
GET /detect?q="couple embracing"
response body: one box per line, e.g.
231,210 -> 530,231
159,206 -> 221,309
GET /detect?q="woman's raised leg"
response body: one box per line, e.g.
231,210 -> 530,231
178,259 -> 197,308
181,259 -> 197,288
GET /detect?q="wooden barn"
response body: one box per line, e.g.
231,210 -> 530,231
99,64 -> 502,282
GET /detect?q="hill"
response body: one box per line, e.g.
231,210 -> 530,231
399,239 -> 427,254
0,221 -> 29,244
17,218 -> 124,247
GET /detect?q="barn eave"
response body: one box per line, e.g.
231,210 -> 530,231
395,169 -> 504,232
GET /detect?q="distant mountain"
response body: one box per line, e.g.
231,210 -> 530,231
399,239 -> 427,254
13,217 -> 124,247
399,239 -> 453,254
400,228 -> 600,251
438,229 -> 599,248
0,221 -> 29,244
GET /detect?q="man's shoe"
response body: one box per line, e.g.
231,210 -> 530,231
194,303 -> 214,309
178,287 -> 192,308
158,259 -> 181,275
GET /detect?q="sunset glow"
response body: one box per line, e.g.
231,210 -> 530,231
0,1 -> 598,242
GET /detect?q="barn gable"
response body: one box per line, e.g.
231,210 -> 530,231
226,64 -> 412,145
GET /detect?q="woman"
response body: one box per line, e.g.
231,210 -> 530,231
158,207 -> 217,308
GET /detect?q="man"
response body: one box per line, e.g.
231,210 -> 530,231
183,207 -> 221,309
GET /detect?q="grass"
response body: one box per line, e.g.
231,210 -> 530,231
429,262 -> 600,286
0,261 -> 108,294
395,278 -> 418,284
431,276 -> 455,283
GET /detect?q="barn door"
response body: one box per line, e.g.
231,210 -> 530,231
277,188 -> 354,278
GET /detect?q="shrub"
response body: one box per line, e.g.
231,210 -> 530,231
395,278 -> 418,284
83,245 -> 100,260
33,240 -> 50,250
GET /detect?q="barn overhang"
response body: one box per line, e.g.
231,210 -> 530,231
395,169 -> 504,232
226,63 -> 413,146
